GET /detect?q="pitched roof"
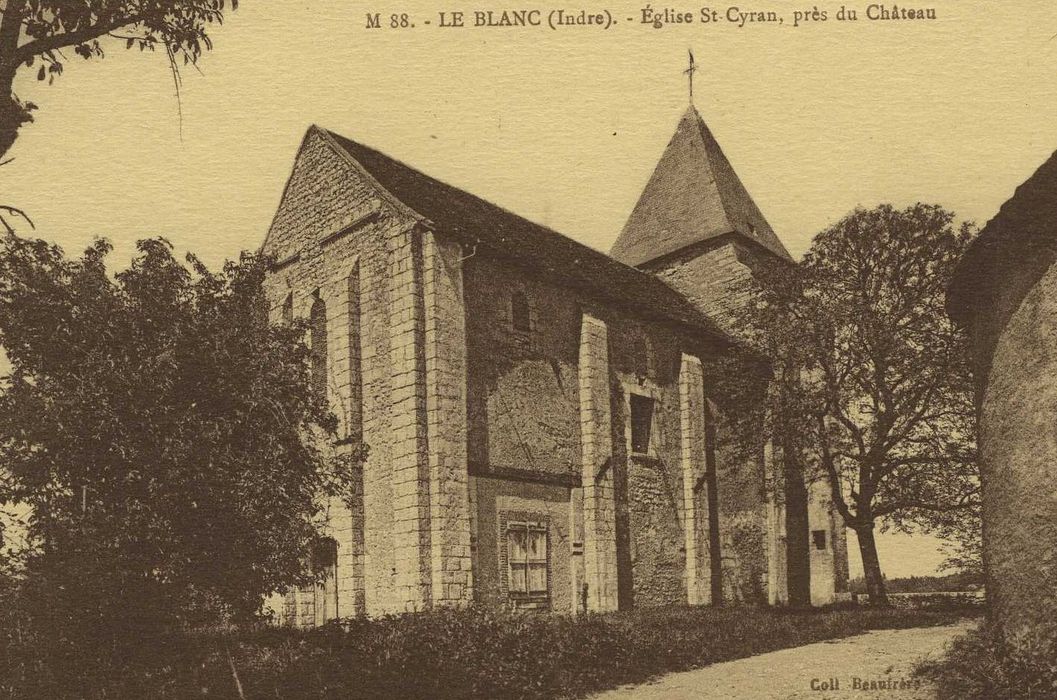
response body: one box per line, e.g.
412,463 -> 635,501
947,147 -> 1057,325
611,106 -> 792,267
318,127 -> 738,346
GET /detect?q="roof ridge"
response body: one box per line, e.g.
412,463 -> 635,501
315,126 -> 740,346
324,129 -> 659,274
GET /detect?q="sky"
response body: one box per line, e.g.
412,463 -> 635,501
4,0 -> 1055,578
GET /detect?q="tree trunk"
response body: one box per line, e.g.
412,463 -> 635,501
703,407 -> 724,605
776,363 -> 811,607
855,523 -> 889,606
0,74 -> 27,161
784,449 -> 811,607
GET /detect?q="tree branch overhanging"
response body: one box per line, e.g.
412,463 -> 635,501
13,13 -> 145,68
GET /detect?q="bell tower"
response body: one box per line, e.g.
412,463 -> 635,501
610,104 -> 792,331
612,104 -> 849,607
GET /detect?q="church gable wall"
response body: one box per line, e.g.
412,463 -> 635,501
263,128 -> 426,620
263,128 -> 398,265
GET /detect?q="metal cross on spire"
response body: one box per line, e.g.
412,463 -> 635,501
684,50 -> 697,104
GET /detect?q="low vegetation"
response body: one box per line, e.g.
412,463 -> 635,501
849,572 -> 983,595
1,604 -> 975,700
917,623 -> 1057,699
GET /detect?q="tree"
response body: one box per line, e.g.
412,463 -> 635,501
0,0 -> 238,159
0,235 -> 360,639
734,204 -> 979,605
932,500 -> 983,580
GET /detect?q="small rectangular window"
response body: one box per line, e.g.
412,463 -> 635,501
507,521 -> 548,597
512,292 -> 531,332
812,529 -> 827,551
630,394 -> 654,454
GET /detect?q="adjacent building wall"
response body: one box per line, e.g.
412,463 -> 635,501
961,235 -> 1057,651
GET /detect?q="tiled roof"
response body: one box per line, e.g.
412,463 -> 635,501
322,128 -> 737,346
611,106 -> 791,267
947,147 -> 1057,324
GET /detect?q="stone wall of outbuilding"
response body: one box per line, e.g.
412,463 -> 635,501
959,230 -> 1057,651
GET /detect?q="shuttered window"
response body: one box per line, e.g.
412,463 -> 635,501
508,522 -> 547,595
499,512 -> 550,606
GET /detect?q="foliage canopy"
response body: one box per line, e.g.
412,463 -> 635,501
0,235 -> 358,630
0,0 -> 238,158
727,203 -> 979,604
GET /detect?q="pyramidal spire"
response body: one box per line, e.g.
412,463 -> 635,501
611,105 -> 792,267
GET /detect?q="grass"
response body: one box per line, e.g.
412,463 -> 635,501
4,604 -> 976,700
916,622 -> 1057,699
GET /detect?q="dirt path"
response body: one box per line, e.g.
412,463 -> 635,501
591,620 -> 975,700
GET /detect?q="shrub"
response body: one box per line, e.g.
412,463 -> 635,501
1,604 -> 972,699
917,623 -> 1057,699
886,592 -> 986,612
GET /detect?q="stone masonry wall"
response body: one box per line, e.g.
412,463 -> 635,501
464,259 -> 580,477
807,479 -> 837,606
579,313 -> 620,611
386,225 -> 433,611
679,354 -> 709,605
463,254 -> 730,610
422,231 -> 474,606
263,128 -> 404,621
263,128 -> 474,618
644,237 -> 761,336
610,323 -> 699,609
647,236 -> 846,607
970,244 -> 1057,651
472,478 -> 574,612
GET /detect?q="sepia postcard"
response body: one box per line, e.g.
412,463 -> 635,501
0,1 -> 1054,698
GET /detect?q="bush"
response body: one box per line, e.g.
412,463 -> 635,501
886,592 -> 986,612
917,623 -> 1057,699
1,604 -> 972,699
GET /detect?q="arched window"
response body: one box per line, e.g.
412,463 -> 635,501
312,537 -> 339,624
511,291 -> 531,332
310,295 -> 327,405
347,268 -> 363,441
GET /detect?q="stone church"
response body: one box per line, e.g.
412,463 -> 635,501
260,106 -> 849,625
